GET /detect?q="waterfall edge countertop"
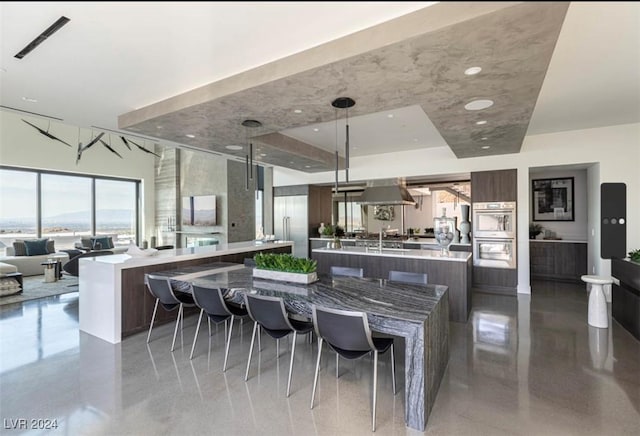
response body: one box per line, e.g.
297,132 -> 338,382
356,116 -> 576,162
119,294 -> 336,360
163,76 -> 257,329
163,266 -> 449,432
78,240 -> 293,270
313,246 -> 471,262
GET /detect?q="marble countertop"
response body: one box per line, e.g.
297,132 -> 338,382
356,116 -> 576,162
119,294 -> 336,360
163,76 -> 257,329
164,266 -> 447,324
79,240 -> 293,270
310,237 -> 470,246
313,246 -> 471,262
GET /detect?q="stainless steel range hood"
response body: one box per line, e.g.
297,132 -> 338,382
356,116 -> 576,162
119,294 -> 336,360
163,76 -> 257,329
358,185 -> 416,205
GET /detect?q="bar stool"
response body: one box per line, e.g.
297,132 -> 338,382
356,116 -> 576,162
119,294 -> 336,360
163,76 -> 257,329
581,275 -> 613,328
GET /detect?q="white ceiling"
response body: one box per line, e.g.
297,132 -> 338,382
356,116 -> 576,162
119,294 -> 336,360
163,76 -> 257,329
281,105 -> 448,156
1,2 -> 639,162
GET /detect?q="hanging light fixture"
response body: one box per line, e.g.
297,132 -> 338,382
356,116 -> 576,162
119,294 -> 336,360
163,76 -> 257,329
331,97 -> 355,183
242,119 -> 262,191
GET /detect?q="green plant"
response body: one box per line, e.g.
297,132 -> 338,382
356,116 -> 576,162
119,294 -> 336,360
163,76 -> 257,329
334,225 -> 345,237
321,224 -> 334,236
529,223 -> 543,238
629,249 -> 640,263
253,253 -> 317,273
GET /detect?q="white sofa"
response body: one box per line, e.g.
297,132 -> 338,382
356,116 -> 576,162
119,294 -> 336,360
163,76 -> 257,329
1,246 -> 70,277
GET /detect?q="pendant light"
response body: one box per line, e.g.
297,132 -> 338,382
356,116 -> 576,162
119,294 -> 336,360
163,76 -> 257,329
331,97 -> 355,183
242,119 -> 262,190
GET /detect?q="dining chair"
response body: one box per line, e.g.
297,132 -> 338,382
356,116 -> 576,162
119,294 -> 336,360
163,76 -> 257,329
145,274 -> 196,351
243,293 -> 313,397
190,285 -> 250,370
388,270 -> 428,285
310,305 -> 396,432
330,266 -> 364,278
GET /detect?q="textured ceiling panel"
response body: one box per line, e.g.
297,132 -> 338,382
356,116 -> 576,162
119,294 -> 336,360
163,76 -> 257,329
120,2 -> 569,170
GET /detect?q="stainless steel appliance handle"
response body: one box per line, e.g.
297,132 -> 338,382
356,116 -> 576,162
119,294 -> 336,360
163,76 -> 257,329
282,217 -> 287,240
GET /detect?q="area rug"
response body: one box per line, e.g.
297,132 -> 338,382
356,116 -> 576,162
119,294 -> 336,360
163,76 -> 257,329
0,275 -> 78,306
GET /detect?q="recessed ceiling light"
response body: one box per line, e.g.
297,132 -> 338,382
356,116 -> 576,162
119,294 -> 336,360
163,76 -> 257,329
305,165 -> 311,168
22,96 -> 37,103
413,138 -> 418,142
225,145 -> 243,151
481,145 -> 490,149
475,120 -> 487,125
294,109 -> 302,114
464,66 -> 482,76
260,153 -> 267,157
313,128 -> 319,132
156,125 -> 163,129
481,137 -> 488,141
185,134 -> 195,138
387,114 -> 394,118
464,99 -> 493,111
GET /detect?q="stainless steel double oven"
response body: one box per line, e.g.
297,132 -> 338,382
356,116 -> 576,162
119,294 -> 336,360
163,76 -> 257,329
472,202 -> 517,269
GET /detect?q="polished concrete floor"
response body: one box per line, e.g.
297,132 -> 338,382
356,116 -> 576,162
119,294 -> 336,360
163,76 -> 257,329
1,280 -> 638,435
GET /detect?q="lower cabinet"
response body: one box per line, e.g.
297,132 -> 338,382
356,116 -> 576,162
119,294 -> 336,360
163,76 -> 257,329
530,241 -> 587,283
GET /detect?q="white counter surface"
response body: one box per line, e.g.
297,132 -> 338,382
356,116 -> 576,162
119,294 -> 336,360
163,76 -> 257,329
80,240 -> 293,271
78,240 -> 293,344
529,239 -> 587,244
313,246 -> 471,262
309,237 -> 471,247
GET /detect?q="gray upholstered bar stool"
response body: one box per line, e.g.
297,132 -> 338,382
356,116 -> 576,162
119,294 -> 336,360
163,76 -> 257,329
189,285 -> 250,370
388,270 -> 428,285
330,266 -> 364,278
310,305 -> 396,432
244,294 -> 313,397
145,274 -> 196,351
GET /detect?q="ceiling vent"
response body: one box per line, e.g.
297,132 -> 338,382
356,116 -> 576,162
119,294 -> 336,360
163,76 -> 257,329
14,16 -> 70,59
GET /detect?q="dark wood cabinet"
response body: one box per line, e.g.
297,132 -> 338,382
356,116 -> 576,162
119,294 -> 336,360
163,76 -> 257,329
612,258 -> 640,340
471,169 -> 517,202
529,241 -> 587,282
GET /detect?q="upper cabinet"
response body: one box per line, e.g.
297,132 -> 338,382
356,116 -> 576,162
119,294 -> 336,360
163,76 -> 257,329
471,169 -> 517,202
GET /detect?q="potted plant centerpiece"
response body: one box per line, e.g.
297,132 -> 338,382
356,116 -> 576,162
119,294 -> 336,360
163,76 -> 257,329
252,252 -> 318,284
628,249 -> 640,264
529,223 -> 543,239
321,224 -> 334,238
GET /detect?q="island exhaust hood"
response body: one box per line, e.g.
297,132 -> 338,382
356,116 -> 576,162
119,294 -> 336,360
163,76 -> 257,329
358,185 -> 416,206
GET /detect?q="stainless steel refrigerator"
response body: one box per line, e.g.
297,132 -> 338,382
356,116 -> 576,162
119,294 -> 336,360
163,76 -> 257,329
274,195 -> 309,258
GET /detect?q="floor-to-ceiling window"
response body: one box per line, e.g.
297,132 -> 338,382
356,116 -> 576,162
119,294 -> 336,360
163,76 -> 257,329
95,179 -> 137,247
41,174 -> 92,249
0,169 -> 38,248
0,166 -> 140,250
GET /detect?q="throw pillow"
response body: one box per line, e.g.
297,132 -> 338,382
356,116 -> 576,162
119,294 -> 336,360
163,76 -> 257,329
24,239 -> 49,256
46,239 -> 55,254
12,241 -> 27,256
91,237 -> 112,250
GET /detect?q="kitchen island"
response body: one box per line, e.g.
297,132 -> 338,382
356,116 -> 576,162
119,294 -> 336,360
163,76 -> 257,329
162,265 -> 449,432
78,241 -> 292,343
312,246 -> 471,322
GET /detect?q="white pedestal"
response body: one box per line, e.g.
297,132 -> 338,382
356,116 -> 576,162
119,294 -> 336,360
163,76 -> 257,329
582,275 -> 613,329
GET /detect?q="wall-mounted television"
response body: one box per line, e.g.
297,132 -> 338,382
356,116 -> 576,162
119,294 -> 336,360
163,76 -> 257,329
182,195 -> 217,226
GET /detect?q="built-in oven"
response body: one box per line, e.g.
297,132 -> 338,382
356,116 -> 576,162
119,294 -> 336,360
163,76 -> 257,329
473,237 -> 517,269
473,202 -> 516,238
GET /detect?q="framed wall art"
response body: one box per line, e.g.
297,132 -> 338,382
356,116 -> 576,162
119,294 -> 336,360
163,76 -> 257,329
531,177 -> 574,221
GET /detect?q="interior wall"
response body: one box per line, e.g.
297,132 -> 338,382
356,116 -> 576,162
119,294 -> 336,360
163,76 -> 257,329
0,110 -> 156,242
274,122 -> 640,294
179,149 -> 228,245
529,168 -> 588,241
405,195 -> 435,232
226,160 -> 257,242
587,164 -> 601,276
